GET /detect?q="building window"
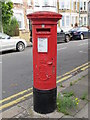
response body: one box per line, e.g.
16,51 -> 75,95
44,0 -> 48,5
71,0 -> 73,10
29,20 -> 32,31
59,0 -> 65,9
11,0 -> 23,4
84,17 -> 86,25
75,16 -> 77,23
66,16 -> 69,26
61,1 -> 64,9
59,0 -> 70,9
80,17 -> 83,26
35,0 -> 39,7
89,2 -> 90,11
62,16 -> 64,26
50,0 -> 56,7
13,11 -> 25,29
28,0 -> 32,5
66,0 -> 70,9
52,0 -> 56,7
42,0 -> 56,7
84,2 -> 86,11
80,1 -> 83,10
72,16 -> 74,25
75,2 -> 77,11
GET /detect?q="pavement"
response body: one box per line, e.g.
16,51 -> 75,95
0,69 -> 89,119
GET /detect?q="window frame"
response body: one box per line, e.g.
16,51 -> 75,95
66,16 -> 70,26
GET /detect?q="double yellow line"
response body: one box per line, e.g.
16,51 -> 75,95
0,62 -> 89,111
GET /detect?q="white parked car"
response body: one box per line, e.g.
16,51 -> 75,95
0,33 -> 27,52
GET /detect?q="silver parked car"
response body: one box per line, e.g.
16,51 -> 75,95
0,33 -> 27,52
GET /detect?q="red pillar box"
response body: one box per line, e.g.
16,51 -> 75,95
27,11 -> 62,114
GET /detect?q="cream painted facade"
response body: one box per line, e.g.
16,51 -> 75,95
11,0 -> 88,34
88,0 -> 90,29
11,0 -> 57,32
11,0 -> 33,31
58,0 -> 80,32
79,0 -> 88,26
11,0 -> 57,41
11,0 -> 34,42
33,0 -> 57,12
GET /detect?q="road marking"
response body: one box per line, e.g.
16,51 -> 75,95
0,87 -> 33,104
81,65 -> 90,71
57,47 -> 67,51
0,75 -> 72,111
57,75 -> 72,84
0,62 -> 89,111
0,62 -> 89,104
78,43 -> 88,46
0,92 -> 33,111
57,62 -> 89,79
79,51 -> 87,53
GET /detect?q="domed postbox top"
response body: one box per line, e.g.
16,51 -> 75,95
27,11 -> 62,24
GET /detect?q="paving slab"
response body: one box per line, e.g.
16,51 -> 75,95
0,113 -> 2,120
17,97 -> 33,110
62,115 -> 75,118
2,105 -> 24,118
74,104 -> 88,118
62,76 -> 88,99
57,69 -> 88,93
45,110 -> 64,118
66,100 -> 88,116
26,107 -> 48,118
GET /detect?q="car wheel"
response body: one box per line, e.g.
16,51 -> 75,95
81,34 -> 84,40
16,42 -> 25,52
65,35 -> 70,42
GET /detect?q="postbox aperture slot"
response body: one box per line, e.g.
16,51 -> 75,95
36,28 -> 50,33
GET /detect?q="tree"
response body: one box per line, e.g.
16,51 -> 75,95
1,1 -> 13,32
3,17 -> 19,36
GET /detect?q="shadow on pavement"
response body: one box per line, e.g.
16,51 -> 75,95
0,50 -> 18,55
70,38 -> 88,41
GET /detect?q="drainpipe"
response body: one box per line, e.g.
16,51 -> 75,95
57,0 -> 60,27
79,0 -> 80,26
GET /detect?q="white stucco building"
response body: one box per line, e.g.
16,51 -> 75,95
79,0 -> 88,26
33,0 -> 57,12
11,0 -> 58,31
11,0 -> 88,39
58,0 -> 80,32
88,0 -> 90,29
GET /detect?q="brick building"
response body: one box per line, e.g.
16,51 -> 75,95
11,0 -> 88,41
11,0 -> 57,42
11,0 -> 34,42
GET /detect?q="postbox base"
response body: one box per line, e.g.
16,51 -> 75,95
33,87 -> 57,114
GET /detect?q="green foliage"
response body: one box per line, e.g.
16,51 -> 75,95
70,82 -> 73,86
60,83 -> 64,87
2,1 -> 13,25
3,17 -> 19,36
80,92 -> 88,100
63,91 -> 75,97
57,92 -> 79,115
